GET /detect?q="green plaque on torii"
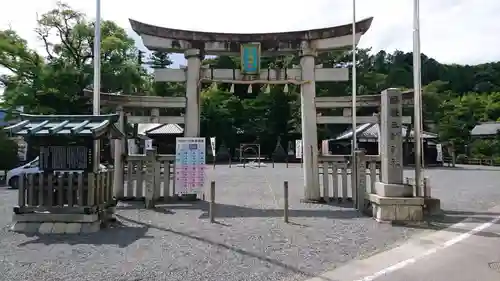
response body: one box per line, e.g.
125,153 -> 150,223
240,43 -> 261,75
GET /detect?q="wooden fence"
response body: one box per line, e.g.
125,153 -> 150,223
15,170 -> 114,214
319,156 -> 379,202
120,153 -> 175,200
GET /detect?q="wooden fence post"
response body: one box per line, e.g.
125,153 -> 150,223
354,150 -> 367,211
145,148 -> 157,209
209,181 -> 216,223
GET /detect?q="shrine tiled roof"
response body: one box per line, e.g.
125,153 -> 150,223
129,17 -> 373,43
471,122 -> 500,136
4,114 -> 124,138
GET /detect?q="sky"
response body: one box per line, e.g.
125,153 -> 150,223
1,0 -> 500,70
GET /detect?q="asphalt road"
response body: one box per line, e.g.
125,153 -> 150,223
376,215 -> 500,281
307,204 -> 500,281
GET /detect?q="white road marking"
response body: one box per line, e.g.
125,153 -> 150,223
355,214 -> 500,281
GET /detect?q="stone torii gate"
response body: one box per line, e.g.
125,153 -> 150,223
130,17 -> 373,202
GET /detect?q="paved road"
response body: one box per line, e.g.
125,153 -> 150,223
306,205 -> 500,281
376,215 -> 500,281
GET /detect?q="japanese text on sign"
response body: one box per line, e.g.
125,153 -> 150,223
175,137 -> 206,194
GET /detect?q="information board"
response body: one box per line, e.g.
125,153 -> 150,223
295,139 -> 302,159
39,145 -> 92,171
175,137 -> 206,194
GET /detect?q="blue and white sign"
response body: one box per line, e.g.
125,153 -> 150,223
175,137 -> 206,194
240,43 -> 261,75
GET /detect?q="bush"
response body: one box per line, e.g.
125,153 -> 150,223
455,154 -> 468,164
0,130 -> 19,171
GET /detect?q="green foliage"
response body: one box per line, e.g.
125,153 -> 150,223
0,1 -> 147,116
0,130 -> 19,170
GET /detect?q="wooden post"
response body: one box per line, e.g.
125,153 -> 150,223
209,181 -> 215,223
283,181 -> 289,223
144,148 -> 156,209
322,161 -> 330,202
354,150 -> 366,212
423,177 -> 430,198
18,175 -> 25,207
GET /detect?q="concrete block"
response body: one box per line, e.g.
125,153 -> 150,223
80,222 -> 100,233
38,222 -> 54,234
12,213 -> 99,223
374,182 -> 413,197
52,223 -> 66,234
11,222 -> 27,232
24,222 -> 42,233
424,197 -> 442,216
369,194 -> 424,223
65,223 -> 82,234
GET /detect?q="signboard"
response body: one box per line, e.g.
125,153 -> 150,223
295,139 -> 303,159
210,137 -> 216,157
128,139 -> 137,155
287,141 -> 294,156
240,43 -> 261,75
39,145 -> 92,171
145,139 -> 153,150
321,140 -> 329,156
175,137 -> 206,194
436,143 -> 443,162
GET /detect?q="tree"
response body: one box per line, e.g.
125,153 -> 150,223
0,130 -> 19,170
1,1 -> 147,116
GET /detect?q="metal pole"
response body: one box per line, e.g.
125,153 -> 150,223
209,181 -> 215,223
93,0 -> 101,172
283,181 -> 289,223
351,0 -> 358,200
413,0 -> 423,197
351,0 -> 357,152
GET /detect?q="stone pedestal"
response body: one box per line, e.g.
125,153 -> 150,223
369,194 -> 424,222
368,89 -> 425,222
11,213 -> 104,234
374,182 -> 413,197
424,198 -> 442,216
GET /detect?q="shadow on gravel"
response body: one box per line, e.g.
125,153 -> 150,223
115,214 -> 336,281
121,200 -> 362,220
394,210 -> 500,238
17,221 -> 152,247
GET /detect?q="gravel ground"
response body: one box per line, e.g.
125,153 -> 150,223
0,164 -> 499,281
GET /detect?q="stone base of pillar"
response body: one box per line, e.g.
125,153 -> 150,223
424,197 -> 442,216
374,182 -> 414,197
368,194 -> 424,223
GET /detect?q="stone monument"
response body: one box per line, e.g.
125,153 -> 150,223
370,89 -> 425,222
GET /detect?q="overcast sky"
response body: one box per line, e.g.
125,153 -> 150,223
1,0 -> 499,67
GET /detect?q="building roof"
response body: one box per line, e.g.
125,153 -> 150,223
334,123 -> 437,141
4,114 -> 124,138
471,122 -> 500,136
137,123 -> 184,135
